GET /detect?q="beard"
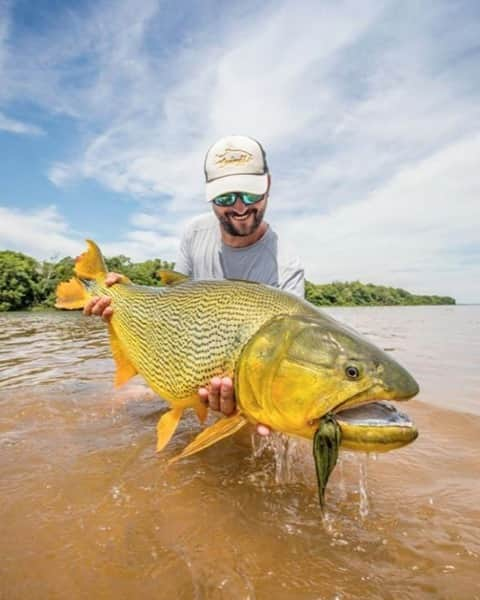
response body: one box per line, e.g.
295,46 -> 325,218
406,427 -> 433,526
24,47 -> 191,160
218,206 -> 265,237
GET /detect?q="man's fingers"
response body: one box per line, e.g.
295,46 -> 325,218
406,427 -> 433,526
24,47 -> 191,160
102,306 -> 114,322
106,272 -> 122,286
198,387 -> 209,405
207,377 -> 221,411
256,424 -> 271,436
219,377 -> 235,416
91,296 -> 112,316
197,376 -> 237,415
84,296 -> 114,321
83,272 -> 120,320
83,297 -> 99,316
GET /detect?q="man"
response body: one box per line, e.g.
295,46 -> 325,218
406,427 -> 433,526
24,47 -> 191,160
85,135 -> 304,427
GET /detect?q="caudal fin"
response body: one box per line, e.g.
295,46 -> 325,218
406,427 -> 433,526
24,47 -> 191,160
55,239 -> 107,310
55,277 -> 89,309
74,239 -> 107,281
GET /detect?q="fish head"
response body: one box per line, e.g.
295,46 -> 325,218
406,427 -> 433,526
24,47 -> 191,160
236,314 -> 419,450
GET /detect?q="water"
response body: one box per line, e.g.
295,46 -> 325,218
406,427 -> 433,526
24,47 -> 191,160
1,307 -> 479,599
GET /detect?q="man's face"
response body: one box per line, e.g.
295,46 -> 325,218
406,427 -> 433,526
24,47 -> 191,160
212,194 -> 267,237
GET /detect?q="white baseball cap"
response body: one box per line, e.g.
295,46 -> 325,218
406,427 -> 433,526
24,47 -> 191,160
204,135 -> 269,202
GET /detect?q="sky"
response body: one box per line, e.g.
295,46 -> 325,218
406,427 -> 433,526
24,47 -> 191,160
0,0 -> 479,302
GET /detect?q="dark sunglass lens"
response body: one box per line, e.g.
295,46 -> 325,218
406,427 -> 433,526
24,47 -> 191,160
213,192 -> 263,206
242,193 -> 263,204
214,194 -> 235,206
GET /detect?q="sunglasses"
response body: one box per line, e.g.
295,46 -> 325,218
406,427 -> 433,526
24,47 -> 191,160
212,192 -> 265,207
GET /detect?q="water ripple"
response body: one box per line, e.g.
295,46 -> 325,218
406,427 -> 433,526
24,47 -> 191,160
0,311 -> 113,390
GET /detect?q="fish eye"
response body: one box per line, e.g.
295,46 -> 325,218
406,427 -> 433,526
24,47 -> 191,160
345,364 -> 361,380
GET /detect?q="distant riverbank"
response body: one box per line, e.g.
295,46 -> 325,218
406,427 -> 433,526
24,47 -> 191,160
0,249 -> 455,311
305,280 -> 455,306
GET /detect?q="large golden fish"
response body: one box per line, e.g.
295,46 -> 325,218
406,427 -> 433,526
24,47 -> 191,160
56,240 -> 419,471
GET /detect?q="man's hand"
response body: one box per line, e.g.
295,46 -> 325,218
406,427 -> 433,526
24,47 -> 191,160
198,376 -> 235,416
83,272 -> 122,322
198,376 -> 270,436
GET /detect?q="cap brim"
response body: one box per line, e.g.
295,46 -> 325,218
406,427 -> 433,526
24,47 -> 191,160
205,173 -> 268,202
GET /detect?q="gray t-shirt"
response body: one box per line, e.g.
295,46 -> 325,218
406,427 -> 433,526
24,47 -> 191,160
175,213 -> 305,298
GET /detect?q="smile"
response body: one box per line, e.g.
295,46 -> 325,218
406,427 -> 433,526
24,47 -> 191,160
231,213 -> 252,221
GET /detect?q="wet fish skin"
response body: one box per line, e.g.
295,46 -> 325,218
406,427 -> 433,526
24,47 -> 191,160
235,311 -> 419,438
55,240 -> 419,463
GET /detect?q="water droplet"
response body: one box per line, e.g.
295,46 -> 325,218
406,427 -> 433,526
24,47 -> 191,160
358,458 -> 369,518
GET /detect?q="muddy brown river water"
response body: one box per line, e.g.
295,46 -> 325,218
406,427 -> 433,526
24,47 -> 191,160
0,306 -> 479,599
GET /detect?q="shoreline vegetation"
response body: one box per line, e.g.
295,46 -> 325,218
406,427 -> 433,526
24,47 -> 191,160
0,250 -> 455,312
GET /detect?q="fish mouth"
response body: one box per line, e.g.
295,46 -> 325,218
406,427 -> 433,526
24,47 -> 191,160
331,375 -> 418,452
333,388 -> 418,452
309,386 -> 419,453
334,400 -> 418,452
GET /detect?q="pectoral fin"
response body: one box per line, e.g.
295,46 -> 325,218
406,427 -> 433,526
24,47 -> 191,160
156,407 -> 184,452
168,413 -> 248,465
116,274 -> 133,285
108,325 -> 138,386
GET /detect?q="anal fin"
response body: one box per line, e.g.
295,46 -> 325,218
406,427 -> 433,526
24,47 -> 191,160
108,325 -> 138,386
168,413 -> 248,465
156,407 -> 184,452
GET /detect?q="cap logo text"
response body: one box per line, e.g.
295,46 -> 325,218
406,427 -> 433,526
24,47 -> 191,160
215,148 -> 253,168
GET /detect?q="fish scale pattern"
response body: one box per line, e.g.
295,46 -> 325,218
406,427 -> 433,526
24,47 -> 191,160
89,279 -> 318,404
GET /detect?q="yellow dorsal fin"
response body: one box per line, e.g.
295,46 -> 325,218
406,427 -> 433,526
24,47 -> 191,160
75,239 -> 107,281
156,407 -> 184,452
195,402 -> 208,424
55,277 -> 89,310
168,413 -> 248,464
157,270 -> 189,286
108,325 -> 138,386
116,274 -> 133,285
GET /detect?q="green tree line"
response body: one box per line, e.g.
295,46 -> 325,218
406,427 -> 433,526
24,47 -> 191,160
0,249 -> 455,312
0,251 -> 174,311
305,280 -> 455,306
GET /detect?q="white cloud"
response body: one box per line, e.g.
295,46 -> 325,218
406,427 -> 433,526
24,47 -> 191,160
101,229 -> 178,262
30,0 -> 479,217
48,163 -> 72,187
274,133 -> 480,303
129,211 -> 186,235
49,1 -> 385,204
0,205 -> 180,263
1,0 -> 159,114
0,111 -> 44,135
0,205 -> 81,259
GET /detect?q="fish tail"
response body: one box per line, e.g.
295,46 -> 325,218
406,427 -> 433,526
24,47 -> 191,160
74,239 -> 107,282
54,240 -> 107,310
55,277 -> 90,310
